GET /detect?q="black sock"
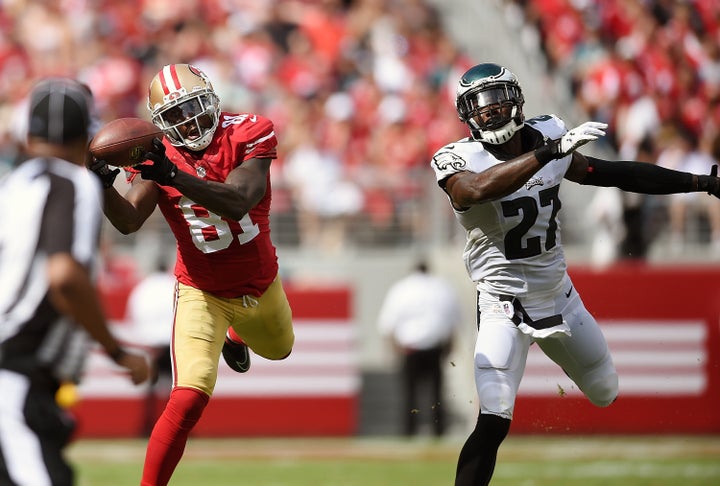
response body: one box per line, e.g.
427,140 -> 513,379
455,413 -> 511,486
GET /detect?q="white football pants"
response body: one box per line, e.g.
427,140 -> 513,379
474,278 -> 618,419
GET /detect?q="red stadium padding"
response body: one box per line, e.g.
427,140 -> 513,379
72,285 -> 359,438
72,396 -> 357,437
512,263 -> 720,434
75,267 -> 719,437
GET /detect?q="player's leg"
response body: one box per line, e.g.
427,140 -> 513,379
537,291 -> 618,407
456,291 -> 532,486
142,284 -> 229,486
228,276 -> 295,360
456,412 -> 510,486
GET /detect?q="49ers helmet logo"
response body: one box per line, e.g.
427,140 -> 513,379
188,65 -> 204,77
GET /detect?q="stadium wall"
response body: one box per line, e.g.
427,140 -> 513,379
71,260 -> 720,437
74,285 -> 359,438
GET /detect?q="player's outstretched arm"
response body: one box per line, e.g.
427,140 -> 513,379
172,157 -> 270,221
566,152 -> 720,197
444,151 -> 549,208
442,121 -> 607,208
136,138 -> 270,221
87,156 -> 159,234
535,121 -> 607,165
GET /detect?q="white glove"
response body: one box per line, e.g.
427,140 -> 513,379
558,121 -> 607,156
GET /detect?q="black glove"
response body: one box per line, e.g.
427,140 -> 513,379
88,158 -> 120,189
136,138 -> 178,186
697,164 -> 720,198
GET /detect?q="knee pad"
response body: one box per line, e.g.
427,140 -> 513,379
476,372 -> 516,419
583,368 -> 619,407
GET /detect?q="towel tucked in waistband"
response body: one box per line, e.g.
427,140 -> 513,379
498,295 -> 571,339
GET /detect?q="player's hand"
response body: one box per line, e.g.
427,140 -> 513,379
114,349 -> 152,385
697,164 -> 720,198
136,138 -> 178,186
88,158 -> 120,189
534,121 -> 608,165
558,121 -> 607,156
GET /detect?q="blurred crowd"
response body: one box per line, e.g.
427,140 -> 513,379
509,0 -> 720,259
3,0 -> 720,259
0,0 -> 472,252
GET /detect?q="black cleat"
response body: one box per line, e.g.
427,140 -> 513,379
222,337 -> 251,373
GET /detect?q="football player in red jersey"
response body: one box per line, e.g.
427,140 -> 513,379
89,63 -> 295,486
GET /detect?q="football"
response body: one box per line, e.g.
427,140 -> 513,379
89,118 -> 163,167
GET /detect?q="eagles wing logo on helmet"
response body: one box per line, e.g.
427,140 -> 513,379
433,151 -> 467,171
457,63 -> 509,91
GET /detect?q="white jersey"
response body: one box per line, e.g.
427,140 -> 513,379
431,115 -> 571,298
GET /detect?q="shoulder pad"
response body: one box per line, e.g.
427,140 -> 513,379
525,114 -> 567,140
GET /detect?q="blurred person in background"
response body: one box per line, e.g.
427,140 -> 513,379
126,259 -> 176,436
281,93 -> 364,252
88,63 -> 295,486
656,125 -> 720,254
0,77 -> 149,486
431,62 -> 720,486
377,260 -> 462,437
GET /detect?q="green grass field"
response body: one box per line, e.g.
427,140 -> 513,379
68,435 -> 720,485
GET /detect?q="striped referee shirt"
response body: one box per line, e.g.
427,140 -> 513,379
0,157 -> 102,383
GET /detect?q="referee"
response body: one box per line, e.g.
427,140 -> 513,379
0,78 -> 150,486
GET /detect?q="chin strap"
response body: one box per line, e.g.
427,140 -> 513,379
478,120 -> 522,145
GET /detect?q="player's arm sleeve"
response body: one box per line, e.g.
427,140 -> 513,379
580,156 -> 696,194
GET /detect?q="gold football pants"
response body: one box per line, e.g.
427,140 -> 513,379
172,276 -> 294,396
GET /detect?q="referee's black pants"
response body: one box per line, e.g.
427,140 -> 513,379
401,346 -> 444,436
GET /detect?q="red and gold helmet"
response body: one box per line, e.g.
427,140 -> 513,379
147,64 -> 220,151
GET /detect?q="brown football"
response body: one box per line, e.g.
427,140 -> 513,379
89,118 -> 163,167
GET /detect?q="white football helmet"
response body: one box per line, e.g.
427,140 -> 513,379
147,64 -> 220,151
455,63 -> 525,144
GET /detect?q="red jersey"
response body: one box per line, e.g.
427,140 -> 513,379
131,112 -> 279,298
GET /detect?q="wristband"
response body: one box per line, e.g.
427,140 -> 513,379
534,139 -> 561,166
696,175 -> 719,195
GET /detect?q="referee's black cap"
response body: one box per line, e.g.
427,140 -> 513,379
27,78 -> 92,144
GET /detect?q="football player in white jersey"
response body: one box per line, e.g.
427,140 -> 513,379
431,63 -> 720,486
